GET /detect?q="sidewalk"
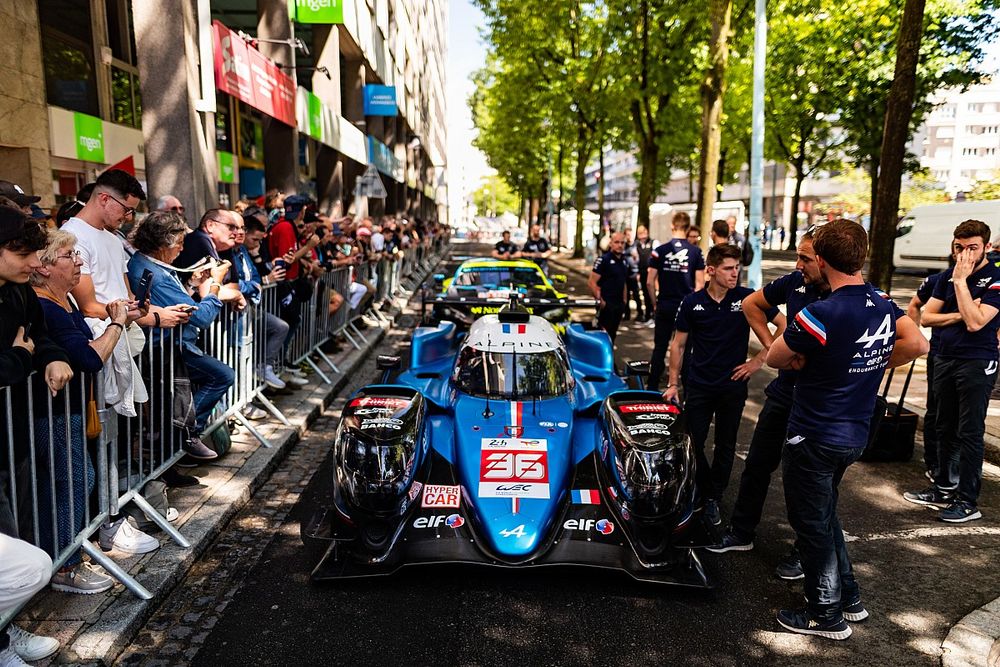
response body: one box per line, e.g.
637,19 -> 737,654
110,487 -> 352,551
13,276 -> 435,665
551,248 -> 1000,667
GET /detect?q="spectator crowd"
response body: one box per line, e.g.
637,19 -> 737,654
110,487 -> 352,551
0,173 -> 446,665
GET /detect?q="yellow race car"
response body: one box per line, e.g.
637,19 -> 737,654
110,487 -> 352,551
424,258 -> 570,327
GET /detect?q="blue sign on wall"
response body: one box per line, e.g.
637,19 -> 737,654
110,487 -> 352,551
364,85 -> 398,116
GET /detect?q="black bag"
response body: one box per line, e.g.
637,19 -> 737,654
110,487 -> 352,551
861,361 -> 918,462
741,239 -> 755,266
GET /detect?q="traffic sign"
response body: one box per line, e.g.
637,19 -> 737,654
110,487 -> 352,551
358,164 -> 388,199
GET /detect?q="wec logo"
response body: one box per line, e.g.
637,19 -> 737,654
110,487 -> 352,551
856,314 -> 894,349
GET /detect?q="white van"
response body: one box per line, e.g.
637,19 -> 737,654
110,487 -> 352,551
893,201 -> 1000,271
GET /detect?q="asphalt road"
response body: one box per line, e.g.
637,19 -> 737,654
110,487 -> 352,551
123,241 -> 1000,667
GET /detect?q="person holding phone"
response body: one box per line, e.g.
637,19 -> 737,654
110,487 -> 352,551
127,211 -> 239,462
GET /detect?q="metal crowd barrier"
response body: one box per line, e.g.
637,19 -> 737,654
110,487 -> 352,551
0,242 -> 448,631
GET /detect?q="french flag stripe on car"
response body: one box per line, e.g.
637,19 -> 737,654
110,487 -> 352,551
572,489 -> 600,504
795,308 -> 827,346
502,324 -> 527,334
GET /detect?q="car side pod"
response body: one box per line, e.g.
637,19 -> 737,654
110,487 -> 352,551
598,391 -> 701,556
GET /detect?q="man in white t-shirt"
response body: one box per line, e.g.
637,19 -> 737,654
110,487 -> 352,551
64,170 -> 189,329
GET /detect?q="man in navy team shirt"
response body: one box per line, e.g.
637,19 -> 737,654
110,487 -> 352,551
663,244 -> 782,527
767,221 -> 927,640
588,232 -> 630,343
903,219 -> 1000,523
646,211 -> 705,390
707,229 -> 830,581
904,263 -> 950,483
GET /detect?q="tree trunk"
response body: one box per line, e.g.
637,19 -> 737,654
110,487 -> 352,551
597,144 -> 606,227
574,126 -> 590,259
717,149 -> 727,201
556,144 -> 564,248
695,0 -> 732,250
787,166 -> 805,250
637,138 -> 659,232
869,158 -> 879,229
688,154 -> 695,202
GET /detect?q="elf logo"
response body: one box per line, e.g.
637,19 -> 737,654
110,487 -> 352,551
856,314 -> 894,349
563,518 -> 615,534
412,514 -> 464,529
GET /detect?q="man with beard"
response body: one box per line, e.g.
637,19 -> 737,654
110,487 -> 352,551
766,221 -> 926,640
903,219 -> 1000,523
708,229 -> 830,580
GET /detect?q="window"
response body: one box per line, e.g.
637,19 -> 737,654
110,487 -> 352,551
937,126 -> 954,139
963,147 -> 976,156
939,104 -> 957,118
968,103 -> 984,113
452,346 -> 570,400
936,147 -> 952,159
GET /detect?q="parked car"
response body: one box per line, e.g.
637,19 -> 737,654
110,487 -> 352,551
893,201 -> 1000,272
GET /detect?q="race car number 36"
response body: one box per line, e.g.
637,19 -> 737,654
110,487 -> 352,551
478,438 -> 550,499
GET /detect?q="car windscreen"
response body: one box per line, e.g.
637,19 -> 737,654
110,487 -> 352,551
453,267 -> 545,288
452,346 -> 570,399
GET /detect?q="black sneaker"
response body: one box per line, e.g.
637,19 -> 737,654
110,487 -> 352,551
706,531 -> 753,553
161,467 -> 199,488
843,598 -> 869,622
939,500 -> 982,523
902,486 -> 954,509
776,608 -> 852,640
704,499 -> 722,526
775,552 -> 804,580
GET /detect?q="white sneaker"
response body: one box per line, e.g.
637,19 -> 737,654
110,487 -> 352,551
6,625 -> 60,661
0,646 -> 29,667
243,404 -> 267,420
50,562 -> 114,595
111,519 -> 160,554
263,365 -> 286,389
291,368 -> 308,379
286,374 -> 309,387
641,319 -> 657,328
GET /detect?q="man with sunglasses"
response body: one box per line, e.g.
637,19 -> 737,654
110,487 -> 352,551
174,209 -> 244,309
62,170 -> 190,330
153,195 -> 185,216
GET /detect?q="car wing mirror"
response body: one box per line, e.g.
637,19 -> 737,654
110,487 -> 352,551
377,355 -> 402,383
625,360 -> 650,390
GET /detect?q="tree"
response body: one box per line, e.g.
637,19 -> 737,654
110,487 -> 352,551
694,0 -> 734,246
968,172 -> 1000,201
869,0 -> 927,290
471,174 -> 520,217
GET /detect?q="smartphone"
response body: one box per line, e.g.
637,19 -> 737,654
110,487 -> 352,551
22,322 -> 32,342
179,305 -> 199,314
274,259 -> 287,270
134,268 -> 153,309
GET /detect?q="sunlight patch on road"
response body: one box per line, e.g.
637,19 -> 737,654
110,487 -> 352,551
854,526 -> 1000,543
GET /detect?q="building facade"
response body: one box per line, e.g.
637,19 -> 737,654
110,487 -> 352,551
0,0 -> 448,222
920,78 -> 1000,196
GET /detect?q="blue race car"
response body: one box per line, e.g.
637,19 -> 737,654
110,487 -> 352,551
303,306 -> 713,587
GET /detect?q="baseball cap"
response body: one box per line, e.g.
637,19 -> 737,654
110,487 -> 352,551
282,194 -> 312,219
0,180 -> 40,207
303,209 -> 321,224
29,204 -> 49,220
0,206 -> 32,244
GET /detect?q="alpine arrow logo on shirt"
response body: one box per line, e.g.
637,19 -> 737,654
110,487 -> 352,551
855,314 -> 894,349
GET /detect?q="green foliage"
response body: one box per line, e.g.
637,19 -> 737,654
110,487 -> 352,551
968,171 -> 1000,201
471,174 -> 520,216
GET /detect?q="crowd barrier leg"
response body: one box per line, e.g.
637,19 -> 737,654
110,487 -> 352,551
313,348 -> 341,376
255,393 -> 292,427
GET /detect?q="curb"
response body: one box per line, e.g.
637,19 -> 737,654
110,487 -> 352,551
27,259 -> 443,666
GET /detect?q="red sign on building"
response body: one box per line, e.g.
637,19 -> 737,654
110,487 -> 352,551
212,20 -> 295,127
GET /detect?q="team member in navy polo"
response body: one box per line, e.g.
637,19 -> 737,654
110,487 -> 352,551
646,211 -> 705,390
662,244 -> 783,527
520,224 -> 552,273
588,232 -> 629,343
708,229 -> 830,581
767,221 -> 926,640
905,265 -> 949,483
903,219 -> 1000,523
492,230 -> 518,259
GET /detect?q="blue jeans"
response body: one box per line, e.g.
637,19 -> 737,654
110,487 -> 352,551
181,350 -> 235,432
782,438 -> 863,622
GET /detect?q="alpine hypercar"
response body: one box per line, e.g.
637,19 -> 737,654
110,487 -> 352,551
302,306 -> 715,588
424,258 -> 570,326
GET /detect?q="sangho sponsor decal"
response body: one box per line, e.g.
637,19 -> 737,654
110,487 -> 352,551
360,417 -> 403,430
620,403 -> 679,414
626,424 -> 672,436
479,438 -> 550,499
350,396 -> 411,409
421,484 -> 461,508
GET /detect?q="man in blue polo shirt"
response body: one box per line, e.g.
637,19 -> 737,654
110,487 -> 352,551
663,244 -> 782,527
647,211 -> 705,390
588,232 -> 630,343
903,219 -> 1000,523
708,229 -> 830,581
767,220 -> 927,640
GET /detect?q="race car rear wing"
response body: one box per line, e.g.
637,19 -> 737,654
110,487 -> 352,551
420,292 -> 598,323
